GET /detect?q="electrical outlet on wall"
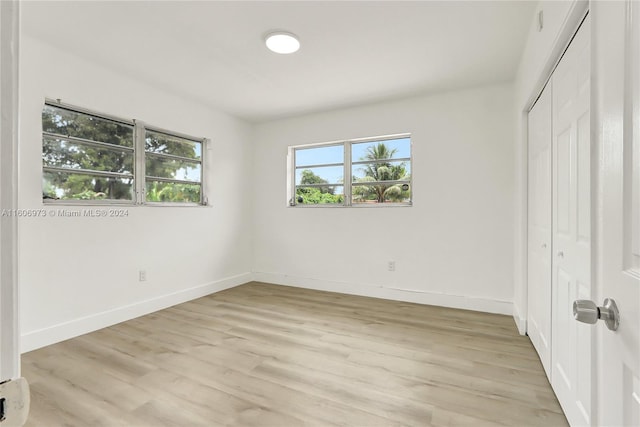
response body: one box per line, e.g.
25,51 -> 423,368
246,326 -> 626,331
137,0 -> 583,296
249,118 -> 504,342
388,261 -> 396,272
139,270 -> 147,281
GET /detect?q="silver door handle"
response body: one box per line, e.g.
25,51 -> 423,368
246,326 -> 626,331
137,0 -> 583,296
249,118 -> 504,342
573,298 -> 620,331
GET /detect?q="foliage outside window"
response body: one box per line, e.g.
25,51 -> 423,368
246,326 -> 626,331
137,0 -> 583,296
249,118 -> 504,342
42,104 -> 135,201
42,101 -> 205,205
144,129 -> 202,203
290,134 -> 411,206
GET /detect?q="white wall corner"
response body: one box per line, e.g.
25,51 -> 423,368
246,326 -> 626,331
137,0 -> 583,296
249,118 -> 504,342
253,272 -> 513,316
512,302 -> 527,335
21,272 -> 253,353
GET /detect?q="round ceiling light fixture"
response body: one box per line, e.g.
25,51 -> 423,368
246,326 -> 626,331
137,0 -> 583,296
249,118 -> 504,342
265,31 -> 300,54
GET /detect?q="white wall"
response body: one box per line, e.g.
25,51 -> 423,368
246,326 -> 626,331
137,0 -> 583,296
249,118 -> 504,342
512,0 -> 587,333
18,35 -> 254,352
252,84 -> 515,314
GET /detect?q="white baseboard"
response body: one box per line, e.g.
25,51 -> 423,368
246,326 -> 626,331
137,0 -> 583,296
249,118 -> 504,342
252,272 -> 513,316
512,303 -> 527,335
21,272 -> 252,353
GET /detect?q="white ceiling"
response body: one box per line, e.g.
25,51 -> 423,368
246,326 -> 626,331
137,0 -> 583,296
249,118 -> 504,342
22,1 -> 536,123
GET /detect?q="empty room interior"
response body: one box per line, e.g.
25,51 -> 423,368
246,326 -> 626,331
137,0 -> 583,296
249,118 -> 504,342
0,0 -> 638,426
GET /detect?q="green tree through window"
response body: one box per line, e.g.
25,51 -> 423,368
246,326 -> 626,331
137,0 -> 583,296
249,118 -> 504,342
352,142 -> 411,203
42,105 -> 135,200
42,102 -> 204,204
295,170 -> 343,204
290,135 -> 411,206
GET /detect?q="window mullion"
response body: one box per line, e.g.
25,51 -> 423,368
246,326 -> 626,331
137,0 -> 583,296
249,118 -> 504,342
201,138 -> 208,205
291,148 -> 297,206
134,120 -> 147,205
344,141 -> 352,206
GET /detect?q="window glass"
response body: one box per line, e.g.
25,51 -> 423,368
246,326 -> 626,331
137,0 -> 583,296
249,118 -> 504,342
293,144 -> 345,206
43,136 -> 134,174
352,182 -> 411,204
145,130 -> 201,160
290,135 -> 411,207
42,105 -> 135,201
43,171 -> 133,201
144,129 -> 203,203
351,160 -> 411,183
145,155 -> 201,182
295,166 -> 343,186
145,181 -> 201,203
42,105 -> 133,147
296,186 -> 344,205
295,144 -> 343,167
351,137 -> 411,161
42,102 -> 205,205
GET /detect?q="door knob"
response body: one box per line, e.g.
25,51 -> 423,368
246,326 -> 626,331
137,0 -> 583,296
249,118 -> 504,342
573,298 -> 620,331
573,300 -> 599,323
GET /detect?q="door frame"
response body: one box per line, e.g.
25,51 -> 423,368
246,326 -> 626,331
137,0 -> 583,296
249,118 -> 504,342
520,0 -> 593,423
0,0 -> 21,382
520,0 -> 589,336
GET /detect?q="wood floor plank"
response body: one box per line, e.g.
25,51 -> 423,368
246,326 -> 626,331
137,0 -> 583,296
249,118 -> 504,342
22,282 -> 568,426
226,334 -> 561,414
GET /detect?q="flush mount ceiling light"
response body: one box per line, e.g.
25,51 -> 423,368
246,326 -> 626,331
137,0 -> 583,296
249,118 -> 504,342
265,31 -> 300,54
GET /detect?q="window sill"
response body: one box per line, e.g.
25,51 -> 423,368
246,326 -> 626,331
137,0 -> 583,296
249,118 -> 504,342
288,203 -> 412,208
43,200 -> 209,208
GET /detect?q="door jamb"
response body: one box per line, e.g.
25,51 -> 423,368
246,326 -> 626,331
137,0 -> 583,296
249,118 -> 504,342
519,0 -> 589,334
520,1 -> 598,424
0,0 -> 20,382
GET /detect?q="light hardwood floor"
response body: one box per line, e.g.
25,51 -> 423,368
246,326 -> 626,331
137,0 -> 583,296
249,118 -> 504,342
22,282 -> 568,426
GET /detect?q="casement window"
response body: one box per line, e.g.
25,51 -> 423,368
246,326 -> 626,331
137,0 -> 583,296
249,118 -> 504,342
289,134 -> 412,207
42,100 -> 206,205
143,129 -> 203,203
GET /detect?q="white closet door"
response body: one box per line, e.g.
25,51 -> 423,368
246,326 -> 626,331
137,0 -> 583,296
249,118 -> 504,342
527,82 -> 553,379
551,15 -> 593,426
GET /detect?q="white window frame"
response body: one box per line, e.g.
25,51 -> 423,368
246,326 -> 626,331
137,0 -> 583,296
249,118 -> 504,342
42,99 -> 207,206
288,133 -> 412,207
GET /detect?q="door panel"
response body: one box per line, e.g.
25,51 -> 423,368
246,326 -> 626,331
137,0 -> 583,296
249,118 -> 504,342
551,14 -> 593,426
554,269 -> 573,387
577,113 -> 590,242
527,83 -> 552,377
556,127 -> 572,236
593,1 -> 640,425
622,367 -> 640,425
